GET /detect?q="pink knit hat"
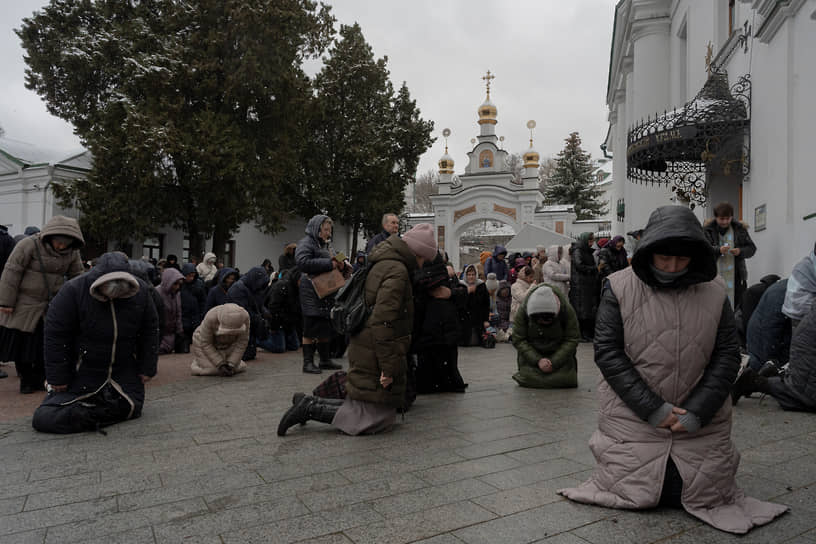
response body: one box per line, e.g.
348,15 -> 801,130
402,223 -> 438,260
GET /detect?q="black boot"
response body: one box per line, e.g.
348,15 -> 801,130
731,368 -> 769,405
317,342 -> 341,370
277,396 -> 342,436
758,360 -> 781,378
302,344 -> 321,374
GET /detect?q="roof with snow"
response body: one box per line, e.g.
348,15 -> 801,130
505,223 -> 573,252
0,137 -> 90,170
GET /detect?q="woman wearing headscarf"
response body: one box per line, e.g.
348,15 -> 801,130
569,232 -> 599,341
510,265 -> 535,324
541,245 -> 570,297
196,252 -> 218,286
296,215 -> 347,374
0,216 -> 84,393
157,267 -> 184,354
597,235 -> 629,282
559,206 -> 787,534
458,264 -> 489,346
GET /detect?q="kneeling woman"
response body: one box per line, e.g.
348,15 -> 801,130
190,303 -> 250,376
277,224 -> 437,436
511,284 -> 579,388
559,206 -> 787,534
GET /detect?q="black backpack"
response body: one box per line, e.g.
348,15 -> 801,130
330,263 -> 374,336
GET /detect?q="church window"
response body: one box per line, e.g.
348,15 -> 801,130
479,150 -> 493,168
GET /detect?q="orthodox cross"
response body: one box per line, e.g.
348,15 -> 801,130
482,70 -> 495,98
705,41 -> 714,74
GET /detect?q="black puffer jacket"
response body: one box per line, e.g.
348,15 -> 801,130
594,206 -> 740,426
786,304 -> 816,409
265,268 -> 301,330
412,254 -> 466,351
205,267 -> 238,312
180,263 -> 206,332
42,252 -> 158,412
296,215 -> 335,318
129,259 -> 165,335
227,266 -> 270,338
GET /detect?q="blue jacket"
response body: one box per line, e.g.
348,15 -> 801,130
42,252 -> 158,412
206,267 -> 238,312
484,245 -> 508,281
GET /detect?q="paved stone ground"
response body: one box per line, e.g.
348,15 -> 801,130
1,343 -> 815,544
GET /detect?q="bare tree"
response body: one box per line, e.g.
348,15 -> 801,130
408,168 -> 438,213
505,152 -> 523,184
538,157 -> 556,192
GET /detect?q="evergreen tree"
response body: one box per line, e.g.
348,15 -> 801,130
302,24 -> 433,254
543,132 -> 607,219
17,0 -> 334,259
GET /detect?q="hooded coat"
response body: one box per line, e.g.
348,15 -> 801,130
511,284 -> 579,388
296,215 -> 335,318
782,250 -> 816,322
278,243 -> 297,273
129,260 -> 165,335
264,268 -> 301,331
703,218 -> 757,308
540,245 -> 570,297
39,252 -> 158,415
484,245 -> 509,281
559,206 -> 787,534
412,253 -> 465,351
206,267 -> 238,312
180,263 -> 207,332
196,252 -> 218,284
510,276 -> 533,324
568,233 -> 599,321
779,304 -> 816,410
0,216 -> 84,333
458,264 -> 489,346
227,266 -> 270,338
191,303 -> 250,376
345,235 -> 417,409
746,279 -> 791,370
157,267 -> 184,352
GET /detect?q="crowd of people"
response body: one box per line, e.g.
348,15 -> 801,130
0,200 -> 813,535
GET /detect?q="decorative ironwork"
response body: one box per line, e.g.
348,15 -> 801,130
626,70 -> 751,209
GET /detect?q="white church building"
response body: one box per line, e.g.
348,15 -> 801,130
604,0 -> 816,279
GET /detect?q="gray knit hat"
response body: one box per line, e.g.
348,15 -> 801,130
526,285 -> 560,316
485,272 -> 498,292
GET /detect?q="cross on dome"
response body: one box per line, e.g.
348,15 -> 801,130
482,70 -> 495,98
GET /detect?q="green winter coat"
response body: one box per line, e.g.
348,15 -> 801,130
511,284 -> 580,388
346,235 -> 417,408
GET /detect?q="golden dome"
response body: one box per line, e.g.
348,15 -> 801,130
477,97 -> 497,125
438,147 -> 455,174
523,139 -> 540,168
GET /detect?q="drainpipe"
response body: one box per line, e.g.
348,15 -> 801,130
41,166 -> 54,226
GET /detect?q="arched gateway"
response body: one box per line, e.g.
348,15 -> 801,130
414,72 -> 567,271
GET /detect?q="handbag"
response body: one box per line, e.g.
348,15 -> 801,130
311,268 -> 346,299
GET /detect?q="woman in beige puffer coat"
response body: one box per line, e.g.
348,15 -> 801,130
191,303 -> 250,376
0,216 -> 84,393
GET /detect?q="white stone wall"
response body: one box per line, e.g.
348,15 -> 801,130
607,0 -> 816,281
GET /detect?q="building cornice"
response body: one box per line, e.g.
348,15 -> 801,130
630,16 -> 671,41
754,0 -> 808,43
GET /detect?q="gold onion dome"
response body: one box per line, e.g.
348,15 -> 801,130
477,97 -> 497,125
523,139 -> 540,168
438,147 -> 455,174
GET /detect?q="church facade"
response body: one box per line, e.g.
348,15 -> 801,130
604,0 -> 816,279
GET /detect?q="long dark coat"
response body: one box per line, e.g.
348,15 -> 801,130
703,218 -> 757,309
458,280 -> 489,346
569,237 -> 599,320
40,252 -> 158,413
180,263 -> 207,332
296,215 -> 335,318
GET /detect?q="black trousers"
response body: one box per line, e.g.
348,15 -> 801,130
416,345 -> 466,393
32,387 -> 137,434
659,457 -> 684,508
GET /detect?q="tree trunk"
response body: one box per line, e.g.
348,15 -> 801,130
211,226 -> 229,265
351,222 -> 359,257
187,224 -> 205,264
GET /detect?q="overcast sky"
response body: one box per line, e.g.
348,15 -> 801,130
1,0 -> 617,175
